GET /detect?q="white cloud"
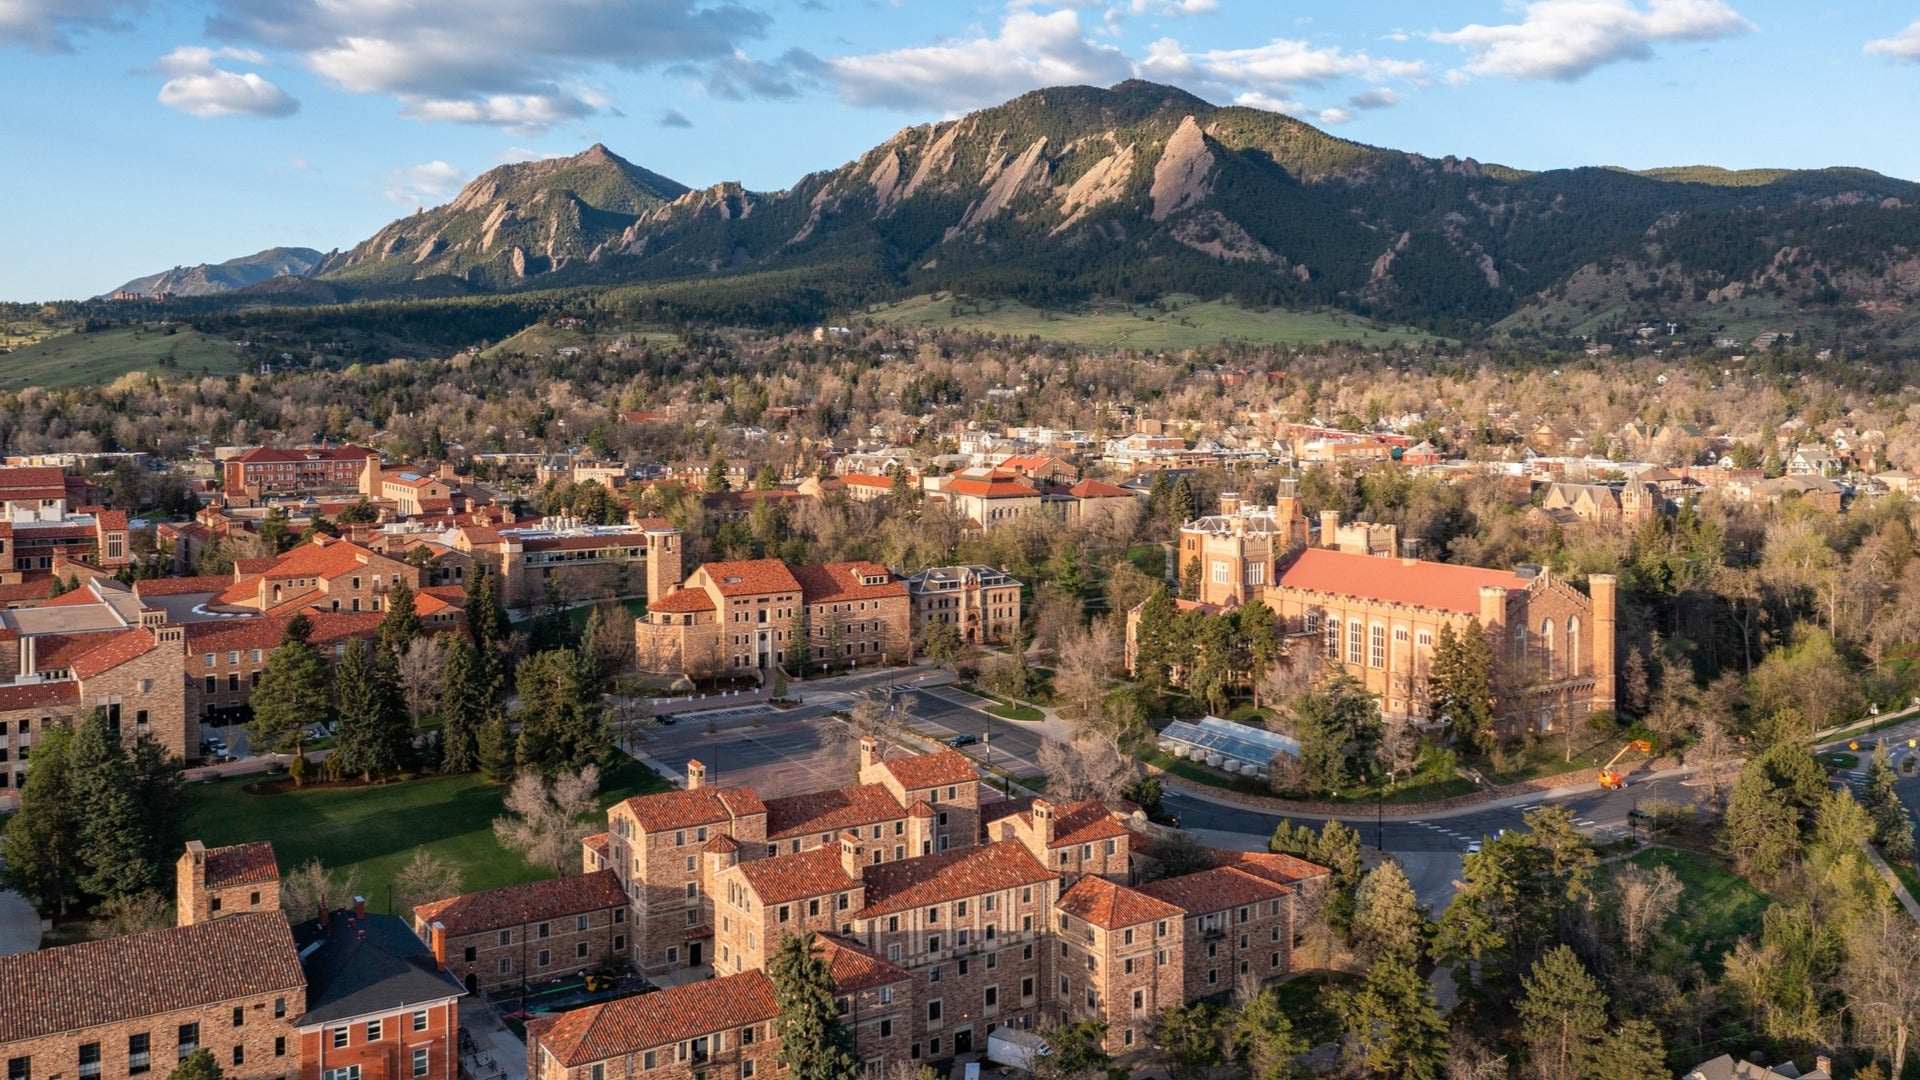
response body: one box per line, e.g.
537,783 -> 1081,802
204,0 -> 771,133
385,160 -> 468,205
1129,0 -> 1220,15
828,8 -> 1131,112
1316,106 -> 1353,124
1432,0 -> 1754,81
0,0 -> 141,52
1141,36 -> 1422,88
1865,19 -> 1920,61
154,44 -> 299,117
1348,87 -> 1399,109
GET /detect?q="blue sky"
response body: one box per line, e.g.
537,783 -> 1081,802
4,0 -> 1919,301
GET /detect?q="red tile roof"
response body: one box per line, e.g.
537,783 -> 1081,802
183,612 -> 384,654
944,477 -> 1040,499
133,575 -> 236,598
1065,479 -> 1134,499
0,680 -> 78,711
582,833 -> 611,860
204,841 -> 280,888
877,749 -> 979,791
70,629 -> 159,679
413,870 -> 627,938
0,912 -> 305,1043
1056,875 -> 1183,930
699,559 -> 802,597
838,474 -> 898,488
792,562 -> 907,604
1211,850 -> 1331,886
735,846 -> 857,905
1026,800 -> 1130,848
648,588 -> 715,613
0,466 -> 68,499
765,783 -> 906,841
857,841 -> 1052,919
814,934 -> 911,992
1137,865 -> 1292,914
617,786 -> 766,834
230,445 -> 378,464
531,971 -> 777,1066
1277,548 -> 1527,616
256,537 -> 386,581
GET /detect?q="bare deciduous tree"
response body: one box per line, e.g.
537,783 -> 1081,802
93,891 -> 172,937
1845,908 -> 1920,1079
1054,619 -> 1118,732
396,636 -> 449,726
279,857 -> 363,922
1610,863 -> 1683,958
1036,733 -> 1142,804
493,765 -> 602,878
1686,720 -> 1739,816
392,848 -> 465,916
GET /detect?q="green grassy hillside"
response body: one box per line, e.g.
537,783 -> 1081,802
0,325 -> 247,390
860,294 -> 1441,350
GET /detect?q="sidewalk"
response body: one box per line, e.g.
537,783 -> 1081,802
1859,840 -> 1920,924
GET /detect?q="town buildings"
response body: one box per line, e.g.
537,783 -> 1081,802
633,559 -> 910,678
411,871 -> 630,995
220,447 -> 381,502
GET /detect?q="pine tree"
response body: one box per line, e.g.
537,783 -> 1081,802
1230,987 -> 1309,1080
1516,945 -> 1609,1080
439,634 -> 485,774
168,1050 -> 224,1080
514,649 -> 611,774
1350,861 -> 1429,966
1588,1019 -> 1669,1080
464,570 -> 510,656
769,932 -> 860,1080
332,638 -> 409,781
378,577 -> 421,658
478,709 -> 516,784
1132,586 -> 1178,691
1333,954 -> 1446,1079
247,617 -> 333,770
1427,621 -> 1495,755
128,733 -> 187,873
704,454 -> 731,493
70,711 -> 159,902
0,723 -> 81,914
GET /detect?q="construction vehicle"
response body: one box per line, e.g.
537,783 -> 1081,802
1597,740 -> 1654,789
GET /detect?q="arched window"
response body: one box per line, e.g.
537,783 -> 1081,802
1540,618 -> 1555,675
1567,617 -> 1581,677
1324,619 -> 1340,659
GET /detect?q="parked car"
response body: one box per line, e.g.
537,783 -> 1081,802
947,733 -> 978,747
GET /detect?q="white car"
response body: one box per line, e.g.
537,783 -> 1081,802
1465,840 -> 1483,854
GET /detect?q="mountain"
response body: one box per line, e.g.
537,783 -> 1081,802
310,81 -> 1920,340
317,144 -> 688,288
107,246 -> 325,298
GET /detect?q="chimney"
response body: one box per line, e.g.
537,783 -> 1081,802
430,921 -> 448,971
1478,585 -> 1509,639
1318,510 -> 1340,548
1032,799 -> 1056,847
352,895 -> 366,918
1815,1056 -> 1831,1077
686,759 -> 707,790
839,831 -> 861,877
319,905 -> 330,927
1589,573 -> 1618,714
859,735 -> 881,771
176,840 -> 208,926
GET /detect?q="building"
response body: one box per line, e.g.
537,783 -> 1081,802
905,566 -> 1023,646
0,466 -> 132,573
411,871 -> 631,995
929,472 -> 1044,532
1156,491 -> 1616,730
989,798 -> 1132,884
458,516 -> 681,611
289,906 -> 464,1080
177,840 -> 282,926
1052,876 -> 1185,1054
526,971 -> 782,1080
1683,1055 -> 1831,1080
221,447 -> 381,501
0,914 -> 309,1080
633,560 -> 910,679
378,471 -> 457,518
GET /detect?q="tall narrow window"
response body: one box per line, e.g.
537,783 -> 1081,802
1567,618 -> 1581,677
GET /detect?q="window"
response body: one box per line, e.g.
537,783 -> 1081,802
365,1020 -> 382,1042
499,930 -> 513,947
231,1048 -> 243,1068
577,914 -> 590,932
129,1035 -> 151,1075
323,1068 -> 362,1080
1347,620 -> 1363,665
1324,619 -> 1340,659
78,1044 -> 100,1080
538,949 -> 551,966
6,1058 -> 26,1080
498,958 -> 512,975
614,935 -> 625,952
577,942 -> 590,959
927,935 -> 940,953
414,1052 -> 434,1080
985,986 -> 998,1007
741,1027 -> 755,1046
927,1001 -> 942,1022
643,1053 -> 658,1071
233,1007 -> 244,1027
779,905 -> 791,923
1021,976 -> 1035,998
1370,624 -> 1386,668
879,1020 -> 893,1038
1210,561 -> 1229,585
1567,618 -> 1581,676
331,1028 -> 348,1050
464,946 -> 477,962
275,1038 -> 285,1058
1247,561 -> 1265,586
741,1063 -> 756,1080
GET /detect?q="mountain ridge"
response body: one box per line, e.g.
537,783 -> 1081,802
105,246 -> 325,298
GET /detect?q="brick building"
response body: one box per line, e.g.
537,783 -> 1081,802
904,566 -> 1023,647
177,840 -> 283,926
1052,876 -> 1185,1054
290,908 -> 464,1080
455,517 -> 681,612
989,798 -> 1131,884
633,560 -> 910,680
221,447 -> 381,501
411,871 -> 630,995
526,971 -> 781,1080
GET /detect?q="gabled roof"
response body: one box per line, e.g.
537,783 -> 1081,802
764,782 -> 906,841
133,575 -> 236,598
1210,850 -> 1331,886
734,846 -> 857,905
815,933 -> 911,992
1056,875 -> 1182,930
291,910 -> 463,1025
791,561 -> 906,605
1065,479 -> 1133,499
876,749 -> 979,791
413,870 -> 627,939
0,680 -> 78,711
70,628 -> 159,679
1025,800 -> 1129,848
699,559 -> 803,597
857,841 -> 1052,919
617,786 -> 766,834
1276,547 -> 1527,616
1137,865 -> 1293,914
944,477 -> 1041,499
0,912 -> 305,1043
531,971 -> 777,1066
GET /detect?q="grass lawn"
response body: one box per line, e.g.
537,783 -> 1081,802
1147,750 -> 1274,797
959,686 -> 1045,722
562,597 -> 648,640
1612,847 -> 1767,974
862,294 -> 1442,350
183,758 -> 670,916
0,326 -> 249,390
1478,732 -> 1646,785
1890,860 -> 1920,903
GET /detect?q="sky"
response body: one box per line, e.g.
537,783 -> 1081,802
4,0 -> 1919,302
